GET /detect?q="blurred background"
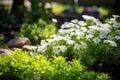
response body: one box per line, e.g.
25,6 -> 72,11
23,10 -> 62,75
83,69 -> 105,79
0,0 -> 119,41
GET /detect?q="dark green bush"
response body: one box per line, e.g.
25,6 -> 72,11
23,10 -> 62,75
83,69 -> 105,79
0,34 -> 8,48
26,0 -> 52,23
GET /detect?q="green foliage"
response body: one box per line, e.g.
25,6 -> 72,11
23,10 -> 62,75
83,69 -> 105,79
26,0 -> 52,23
0,50 -> 51,80
0,34 -> 5,46
17,19 -> 56,44
0,6 -> 17,28
0,50 -> 109,80
0,34 -> 8,48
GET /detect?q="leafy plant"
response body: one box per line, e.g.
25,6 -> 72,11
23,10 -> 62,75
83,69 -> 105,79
17,19 -> 56,44
39,15 -> 120,66
0,50 -> 109,80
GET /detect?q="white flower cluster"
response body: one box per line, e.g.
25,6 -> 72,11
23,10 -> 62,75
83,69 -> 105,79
39,15 -> 120,55
52,45 -> 67,55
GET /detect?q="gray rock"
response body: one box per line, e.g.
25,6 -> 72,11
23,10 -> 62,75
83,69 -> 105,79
7,37 -> 31,48
23,45 -> 41,51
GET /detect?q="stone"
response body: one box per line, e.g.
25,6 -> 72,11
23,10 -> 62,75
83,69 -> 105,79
7,37 -> 31,48
23,45 -> 41,51
0,48 -> 13,56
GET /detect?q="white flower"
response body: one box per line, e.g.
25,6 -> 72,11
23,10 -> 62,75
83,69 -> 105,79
99,24 -> 111,36
52,45 -> 67,55
52,35 -> 66,41
86,34 -> 94,40
113,15 -> 120,18
114,36 -> 120,40
115,30 -> 120,35
64,35 -> 71,40
78,21 -> 87,26
99,35 -> 106,39
74,24 -> 80,29
40,40 -> 48,45
80,27 -> 87,32
76,32 -> 85,39
113,23 -> 120,29
88,25 -> 99,31
66,40 -> 75,45
46,39 -> 55,44
87,29 -> 96,35
82,15 -> 95,20
80,42 -> 87,49
103,40 -> 117,47
74,43 -> 81,50
82,15 -> 101,25
58,29 -> 70,35
38,44 -> 48,53
71,19 -> 79,23
61,22 -> 68,29
61,22 -> 75,29
52,18 -> 57,23
70,32 -> 76,36
93,37 -> 101,44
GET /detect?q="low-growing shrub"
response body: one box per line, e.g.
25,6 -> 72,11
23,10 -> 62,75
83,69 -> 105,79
39,15 -> 120,66
0,50 -> 108,80
17,19 -> 56,44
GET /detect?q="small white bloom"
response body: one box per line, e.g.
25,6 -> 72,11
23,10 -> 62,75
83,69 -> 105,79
64,35 -> 71,40
74,24 -> 80,29
93,37 -> 101,44
82,15 -> 101,25
99,24 -> 111,36
74,43 -> 81,50
70,32 -> 76,36
38,44 -> 48,53
41,40 -> 47,45
113,23 -> 120,29
115,30 -> 120,35
52,18 -> 57,23
87,29 -> 96,35
99,35 -> 106,39
82,15 -> 95,20
71,19 -> 79,23
103,40 -> 117,47
80,27 -> 87,32
113,15 -> 120,18
61,22 -> 75,29
46,39 -> 55,44
114,36 -> 120,40
66,40 -> 75,45
52,45 -> 67,55
58,29 -> 69,35
76,32 -> 85,39
88,25 -> 99,31
86,34 -> 94,40
80,42 -> 87,49
78,21 -> 87,26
